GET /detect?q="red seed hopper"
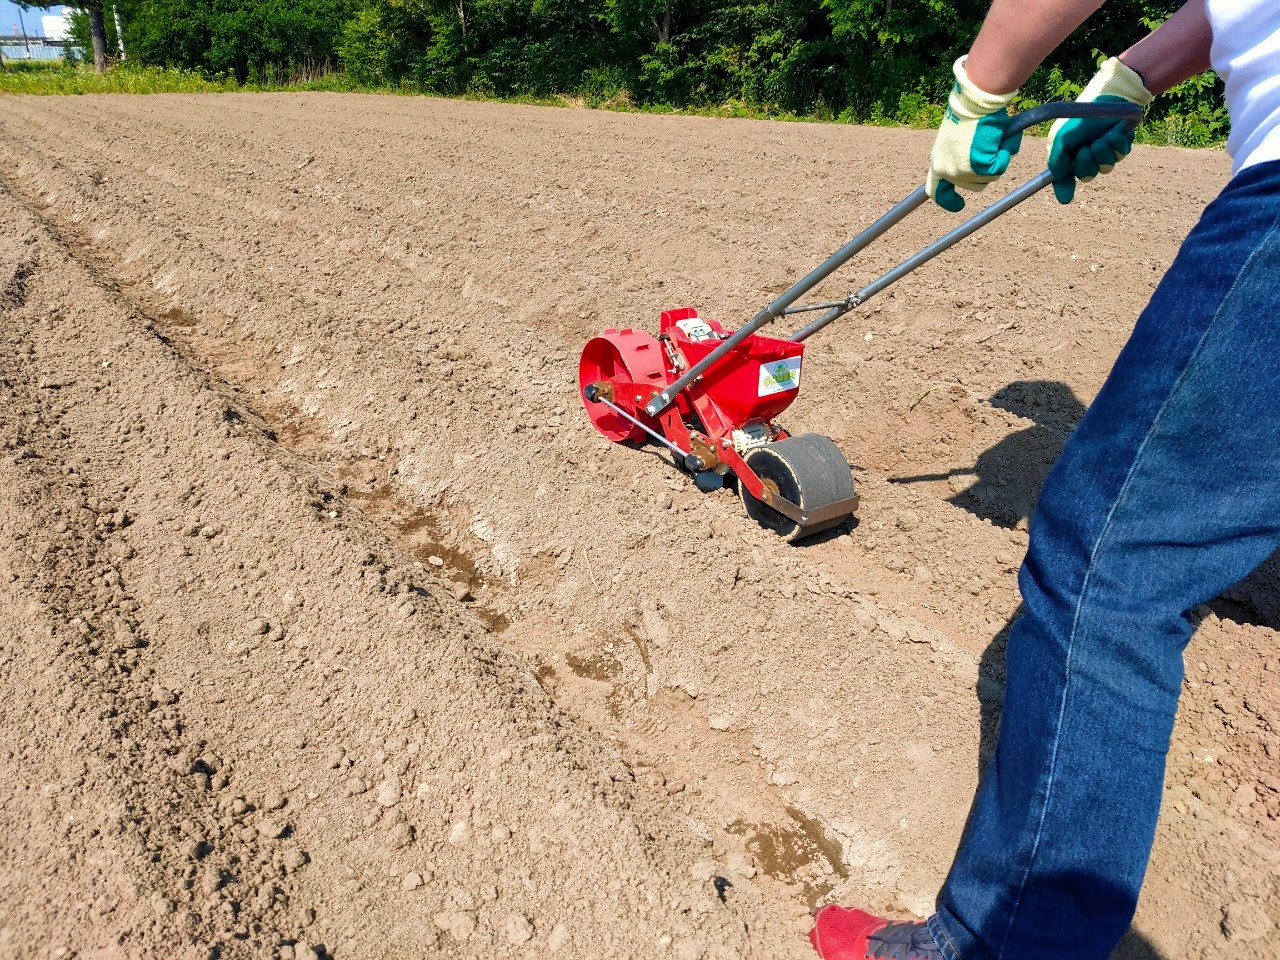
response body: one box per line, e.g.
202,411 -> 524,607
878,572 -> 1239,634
578,102 -> 1144,541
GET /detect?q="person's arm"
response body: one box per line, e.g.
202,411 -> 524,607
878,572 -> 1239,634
965,0 -> 1213,97
966,0 -> 1106,94
922,1 -> 1106,212
1117,1 -> 1213,95
927,1 -> 1217,211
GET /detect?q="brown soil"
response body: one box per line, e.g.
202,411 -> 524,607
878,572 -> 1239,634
0,93 -> 1276,960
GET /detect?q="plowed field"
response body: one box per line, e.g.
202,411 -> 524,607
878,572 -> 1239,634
0,93 -> 1276,960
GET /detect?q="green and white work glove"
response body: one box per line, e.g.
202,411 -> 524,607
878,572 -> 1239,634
927,56 -> 1022,213
1047,57 -> 1152,204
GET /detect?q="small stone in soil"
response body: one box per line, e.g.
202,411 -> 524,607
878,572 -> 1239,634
401,871 -> 423,891
387,822 -> 413,848
376,779 -> 401,808
547,923 -> 570,950
258,818 -> 288,839
433,911 -> 476,942
506,913 -> 534,944
1222,901 -> 1273,942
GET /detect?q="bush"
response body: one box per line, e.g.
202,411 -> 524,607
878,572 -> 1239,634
0,62 -> 236,94
338,1 -> 431,88
0,58 -> 66,73
122,0 -> 356,83
578,65 -> 630,108
893,91 -> 945,129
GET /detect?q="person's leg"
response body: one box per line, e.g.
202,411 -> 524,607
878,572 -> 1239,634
930,159 -> 1280,960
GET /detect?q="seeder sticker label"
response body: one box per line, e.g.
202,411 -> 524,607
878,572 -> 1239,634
758,358 -> 801,396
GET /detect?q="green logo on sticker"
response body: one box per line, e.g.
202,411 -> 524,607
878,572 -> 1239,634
760,358 -> 799,396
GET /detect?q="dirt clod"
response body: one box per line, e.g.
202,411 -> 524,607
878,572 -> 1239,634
1222,901 -> 1274,942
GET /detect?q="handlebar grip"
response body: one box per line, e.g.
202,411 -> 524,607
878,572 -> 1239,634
1006,100 -> 1145,137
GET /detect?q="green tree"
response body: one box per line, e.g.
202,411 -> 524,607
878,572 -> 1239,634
90,0 -> 1224,144
20,0 -> 111,71
123,0 -> 356,81
67,2 -> 128,69
606,0 -> 690,43
339,0 -> 434,86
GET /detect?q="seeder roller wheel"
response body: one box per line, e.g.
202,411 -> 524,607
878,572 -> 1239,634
739,433 -> 856,542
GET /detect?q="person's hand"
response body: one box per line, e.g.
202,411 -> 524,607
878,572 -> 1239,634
927,56 -> 1022,213
1047,57 -> 1152,203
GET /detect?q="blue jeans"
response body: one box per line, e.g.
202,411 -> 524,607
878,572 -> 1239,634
929,159 -> 1280,960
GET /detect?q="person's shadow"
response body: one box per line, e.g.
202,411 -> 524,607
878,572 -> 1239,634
914,380 -> 1280,960
891,379 -> 1084,528
893,378 -> 1280,622
950,381 -> 1085,527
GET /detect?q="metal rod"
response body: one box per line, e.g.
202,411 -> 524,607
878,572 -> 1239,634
644,186 -> 928,416
643,101 -> 1144,410
595,395 -> 691,458
790,304 -> 848,341
780,299 -> 854,316
860,171 -> 1053,302
786,105 -> 1144,345
790,170 -> 1054,343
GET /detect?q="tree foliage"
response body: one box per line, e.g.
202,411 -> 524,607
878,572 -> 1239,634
118,0 -> 356,81
104,0 -> 1226,139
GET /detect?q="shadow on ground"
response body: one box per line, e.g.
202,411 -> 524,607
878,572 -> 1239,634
890,379 -> 1083,529
895,378 -> 1280,628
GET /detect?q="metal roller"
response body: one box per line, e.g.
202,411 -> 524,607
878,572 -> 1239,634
738,434 -> 856,542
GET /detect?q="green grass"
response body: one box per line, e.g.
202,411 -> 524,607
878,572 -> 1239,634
0,61 -> 1226,149
0,58 -> 63,74
0,62 -> 237,94
1133,113 -> 1224,148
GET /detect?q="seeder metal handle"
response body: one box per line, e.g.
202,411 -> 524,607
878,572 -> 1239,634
643,100 -> 1144,417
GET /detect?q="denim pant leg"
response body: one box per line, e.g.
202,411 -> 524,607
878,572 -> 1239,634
929,160 -> 1280,960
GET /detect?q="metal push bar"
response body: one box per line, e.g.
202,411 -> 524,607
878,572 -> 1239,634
789,171 -> 1047,342
643,101 -> 1144,417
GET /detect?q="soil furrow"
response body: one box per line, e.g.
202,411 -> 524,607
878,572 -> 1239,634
0,172 -> 792,960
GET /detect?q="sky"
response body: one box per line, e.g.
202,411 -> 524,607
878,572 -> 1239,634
1,2 -> 59,38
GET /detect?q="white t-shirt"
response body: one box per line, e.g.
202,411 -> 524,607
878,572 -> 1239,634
1207,0 -> 1280,172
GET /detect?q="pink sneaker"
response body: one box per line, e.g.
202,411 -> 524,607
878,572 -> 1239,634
809,905 -> 945,960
